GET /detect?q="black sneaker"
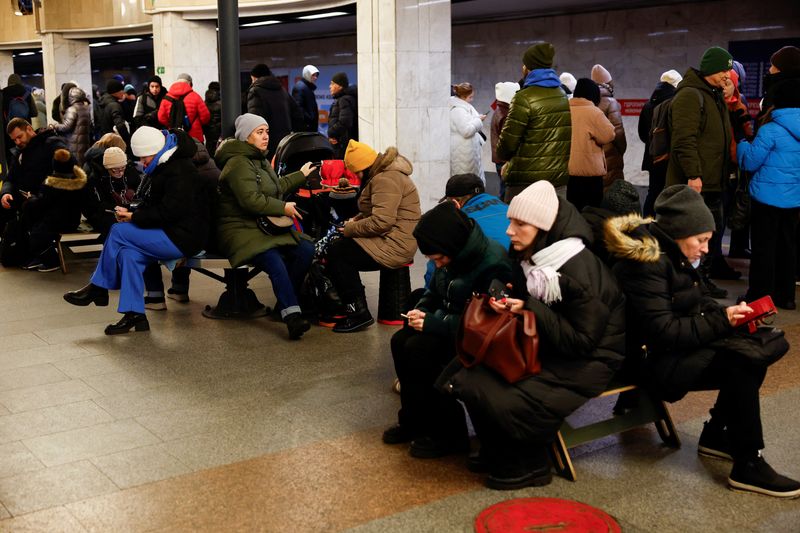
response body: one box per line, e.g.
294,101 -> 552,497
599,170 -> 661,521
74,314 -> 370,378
37,262 -> 61,273
167,289 -> 189,303
697,421 -> 732,461
486,463 -> 553,490
22,258 -> 44,271
382,424 -> 415,445
285,312 -> 310,340
728,454 -> 800,498
144,296 -> 167,311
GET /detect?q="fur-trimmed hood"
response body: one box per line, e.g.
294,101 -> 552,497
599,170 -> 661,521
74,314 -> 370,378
44,165 -> 88,191
603,214 -> 661,263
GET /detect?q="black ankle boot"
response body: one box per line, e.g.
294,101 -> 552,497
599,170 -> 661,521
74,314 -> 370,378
64,283 -> 109,307
104,312 -> 149,335
285,312 -> 311,340
333,297 -> 374,333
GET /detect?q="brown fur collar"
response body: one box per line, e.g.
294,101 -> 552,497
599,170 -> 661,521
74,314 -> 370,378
370,147 -> 413,176
603,213 -> 661,263
44,165 -> 88,191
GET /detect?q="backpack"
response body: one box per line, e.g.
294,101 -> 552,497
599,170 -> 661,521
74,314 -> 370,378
5,94 -> 30,122
648,87 -> 704,165
164,94 -> 192,130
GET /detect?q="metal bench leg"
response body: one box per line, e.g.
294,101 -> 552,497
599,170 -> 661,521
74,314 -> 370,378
201,267 -> 269,319
551,431 -> 577,482
654,400 -> 681,448
57,238 -> 67,274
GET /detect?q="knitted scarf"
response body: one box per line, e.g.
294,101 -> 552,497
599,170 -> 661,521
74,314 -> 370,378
521,237 -> 585,305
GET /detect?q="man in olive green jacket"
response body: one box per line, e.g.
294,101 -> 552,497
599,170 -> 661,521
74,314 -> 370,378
666,46 -> 738,293
497,42 -> 571,202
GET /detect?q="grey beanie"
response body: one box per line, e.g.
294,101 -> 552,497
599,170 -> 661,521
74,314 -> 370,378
654,185 -> 715,239
234,113 -> 268,142
602,180 -> 641,215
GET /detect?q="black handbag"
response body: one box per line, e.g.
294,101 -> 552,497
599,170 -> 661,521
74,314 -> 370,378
710,326 -> 789,367
256,215 -> 294,236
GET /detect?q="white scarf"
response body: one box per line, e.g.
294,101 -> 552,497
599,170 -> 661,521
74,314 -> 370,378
521,237 -> 585,305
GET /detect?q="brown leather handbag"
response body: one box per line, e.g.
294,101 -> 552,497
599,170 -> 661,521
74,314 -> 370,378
457,294 -> 540,383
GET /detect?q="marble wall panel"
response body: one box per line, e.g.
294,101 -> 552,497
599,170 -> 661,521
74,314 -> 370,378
152,13 -> 218,100
41,34 -> 92,125
0,52 -> 14,89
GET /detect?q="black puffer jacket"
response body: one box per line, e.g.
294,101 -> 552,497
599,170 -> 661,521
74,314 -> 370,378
452,199 -> 626,441
328,86 -> 358,156
131,130 -> 210,256
607,215 -> 733,401
54,87 -> 93,166
0,129 -> 67,198
203,88 -> 222,156
246,76 -> 304,156
637,81 -> 675,171
97,93 -> 130,146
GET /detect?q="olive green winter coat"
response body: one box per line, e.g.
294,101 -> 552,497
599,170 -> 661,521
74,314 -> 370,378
215,139 -> 310,267
666,68 -> 732,193
496,85 -> 572,188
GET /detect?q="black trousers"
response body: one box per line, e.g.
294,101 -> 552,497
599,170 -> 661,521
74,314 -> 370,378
143,263 -> 192,295
689,350 -> 767,459
325,237 -> 381,303
643,164 -> 667,218
747,199 -> 799,305
391,327 -> 467,440
702,191 -> 725,263
566,175 -> 603,213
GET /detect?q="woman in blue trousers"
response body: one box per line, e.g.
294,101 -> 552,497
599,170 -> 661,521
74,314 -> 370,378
63,126 -> 210,334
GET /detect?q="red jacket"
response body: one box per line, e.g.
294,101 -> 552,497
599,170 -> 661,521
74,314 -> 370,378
157,81 -> 210,142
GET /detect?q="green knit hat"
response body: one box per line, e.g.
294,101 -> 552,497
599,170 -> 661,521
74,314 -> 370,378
699,46 -> 733,76
523,43 -> 555,70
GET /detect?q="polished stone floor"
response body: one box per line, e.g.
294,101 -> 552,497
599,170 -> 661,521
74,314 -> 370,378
0,250 -> 798,532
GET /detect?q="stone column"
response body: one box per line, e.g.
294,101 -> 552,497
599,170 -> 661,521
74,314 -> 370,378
357,0 -> 451,211
151,12 -> 219,99
0,51 -> 14,88
40,33 -> 92,124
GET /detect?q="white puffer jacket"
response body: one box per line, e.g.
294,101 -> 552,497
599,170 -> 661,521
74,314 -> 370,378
449,96 -> 485,182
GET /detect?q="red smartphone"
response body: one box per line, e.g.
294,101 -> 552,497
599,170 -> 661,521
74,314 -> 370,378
735,295 -> 777,333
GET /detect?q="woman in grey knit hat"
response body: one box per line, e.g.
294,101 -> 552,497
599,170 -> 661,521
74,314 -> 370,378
606,184 -> 800,498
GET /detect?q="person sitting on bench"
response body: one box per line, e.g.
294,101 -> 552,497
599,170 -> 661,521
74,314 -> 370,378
214,113 -> 317,340
449,180 -> 626,490
63,126 -> 210,335
606,184 -> 800,498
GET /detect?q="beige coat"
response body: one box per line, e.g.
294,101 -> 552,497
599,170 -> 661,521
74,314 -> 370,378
568,98 -> 616,177
342,148 -> 421,268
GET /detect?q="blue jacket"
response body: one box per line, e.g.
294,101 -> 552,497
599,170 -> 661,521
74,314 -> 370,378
738,108 -> 800,209
424,193 -> 510,286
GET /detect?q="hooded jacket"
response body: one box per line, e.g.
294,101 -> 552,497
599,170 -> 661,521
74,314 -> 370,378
568,97 -> 616,177
449,95 -> 485,181
31,157 -> 89,233
97,93 -> 130,146
596,83 -> 626,187
0,129 -> 67,198
738,108 -> 800,209
638,81 -> 676,171
203,87 -> 222,154
54,87 -> 92,166
452,199 -> 626,441
246,76 -> 304,156
491,101 -> 511,164
342,147 -> 421,269
157,81 -> 211,143
327,85 -> 358,156
215,138 -> 309,267
292,78 -> 319,132
666,68 -> 732,193
496,69 -> 571,188
607,215 -> 732,401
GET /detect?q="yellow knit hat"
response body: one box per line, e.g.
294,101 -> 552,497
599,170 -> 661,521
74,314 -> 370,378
344,139 -> 378,173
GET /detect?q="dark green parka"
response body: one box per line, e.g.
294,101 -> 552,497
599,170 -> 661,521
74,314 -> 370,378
666,68 -> 732,193
215,139 -> 310,267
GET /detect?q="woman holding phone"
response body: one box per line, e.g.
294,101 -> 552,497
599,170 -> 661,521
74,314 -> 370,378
450,82 -> 487,183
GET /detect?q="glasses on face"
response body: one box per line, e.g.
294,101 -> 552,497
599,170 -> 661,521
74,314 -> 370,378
107,167 -> 125,176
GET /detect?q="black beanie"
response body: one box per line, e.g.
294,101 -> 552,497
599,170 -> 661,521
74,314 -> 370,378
51,149 -> 77,178
251,63 -> 271,78
147,75 -> 163,86
770,46 -> 800,73
413,202 -> 472,258
654,185 -> 715,239
331,72 -> 349,88
573,78 -> 600,106
106,79 -> 124,95
602,179 -> 641,215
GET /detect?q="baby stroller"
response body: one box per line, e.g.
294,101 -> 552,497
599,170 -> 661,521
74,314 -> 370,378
273,132 -> 361,239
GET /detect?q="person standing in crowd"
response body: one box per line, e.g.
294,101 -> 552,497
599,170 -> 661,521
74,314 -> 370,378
158,73 -> 211,144
566,78 -> 616,212
491,82 -> 519,200
215,114 -> 316,340
97,79 -> 131,147
639,69 -> 681,217
759,46 -> 800,124
608,185 -> 800,498
31,89 -> 47,131
327,72 -> 359,159
2,74 -> 37,161
590,65 -> 626,189
383,201 -> 512,458
203,81 -> 222,155
559,72 -> 577,97
325,140 -> 420,333
451,180 -> 626,490
737,77 -> 800,310
666,46 -> 737,297
133,75 -> 166,130
496,43 -> 571,202
246,64 -> 303,158
292,65 -> 320,133
121,84 -> 137,126
63,126 -> 210,335
727,61 -> 752,260
450,82 -> 486,183
54,86 -> 92,166
51,82 -> 76,124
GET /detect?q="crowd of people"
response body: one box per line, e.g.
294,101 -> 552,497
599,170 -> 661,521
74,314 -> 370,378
0,41 -> 799,499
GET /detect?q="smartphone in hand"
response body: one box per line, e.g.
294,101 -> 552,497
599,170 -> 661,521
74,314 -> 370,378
488,279 -> 509,300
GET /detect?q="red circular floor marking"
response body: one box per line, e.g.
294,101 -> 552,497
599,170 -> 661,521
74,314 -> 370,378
475,497 -> 621,533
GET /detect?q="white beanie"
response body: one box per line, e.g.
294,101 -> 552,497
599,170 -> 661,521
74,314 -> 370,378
507,181 -> 559,231
591,64 -> 612,85
302,65 -> 320,82
660,69 -> 683,88
495,81 -> 520,104
235,113 -> 268,142
559,72 -> 577,94
130,126 -> 166,157
102,147 -> 127,169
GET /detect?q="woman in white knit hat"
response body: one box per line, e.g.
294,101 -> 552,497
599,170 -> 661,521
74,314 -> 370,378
448,180 -> 626,490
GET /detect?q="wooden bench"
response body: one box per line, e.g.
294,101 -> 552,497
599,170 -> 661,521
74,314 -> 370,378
57,232 -> 103,274
550,382 -> 680,481
184,255 -> 269,320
